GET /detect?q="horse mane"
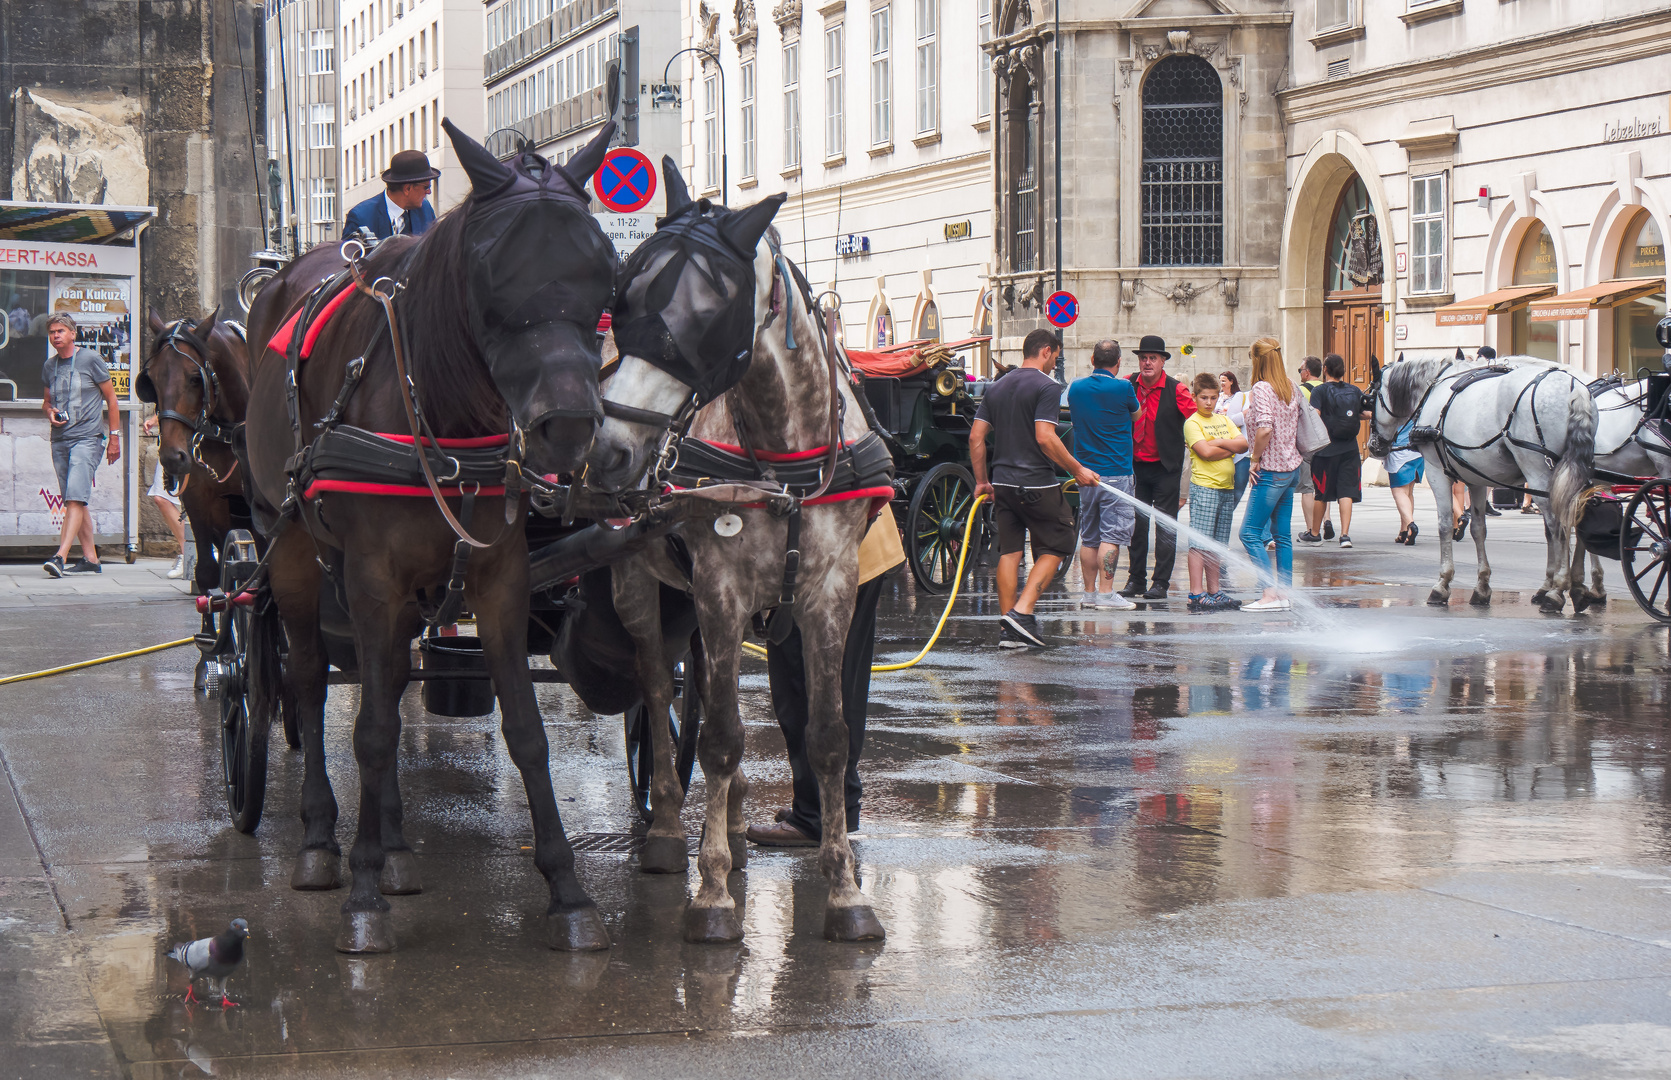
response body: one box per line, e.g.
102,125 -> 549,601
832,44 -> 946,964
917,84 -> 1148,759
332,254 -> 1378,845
369,201 -> 509,436
1385,355 -> 1470,417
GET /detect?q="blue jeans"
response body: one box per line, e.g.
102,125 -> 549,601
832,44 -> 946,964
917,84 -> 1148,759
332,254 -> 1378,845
1239,468 -> 1299,589
1231,457 -> 1250,509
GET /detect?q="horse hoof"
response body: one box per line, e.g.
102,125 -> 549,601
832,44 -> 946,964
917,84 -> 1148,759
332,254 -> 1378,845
1530,589 -> 1550,606
335,910 -> 397,954
1470,591 -> 1491,608
379,850 -> 422,895
1426,590 -> 1449,607
1588,595 -> 1607,609
291,849 -> 342,891
547,906 -> 611,952
728,833 -> 748,871
683,905 -> 743,943
824,905 -> 886,943
1538,598 -> 1566,615
639,835 -> 690,874
1572,592 -> 1591,614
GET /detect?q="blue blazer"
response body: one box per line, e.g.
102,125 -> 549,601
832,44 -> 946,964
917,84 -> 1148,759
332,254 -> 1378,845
342,194 -> 435,241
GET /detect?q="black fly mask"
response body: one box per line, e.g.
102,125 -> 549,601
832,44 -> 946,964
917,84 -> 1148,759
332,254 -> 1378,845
443,119 -> 618,437
609,158 -> 787,425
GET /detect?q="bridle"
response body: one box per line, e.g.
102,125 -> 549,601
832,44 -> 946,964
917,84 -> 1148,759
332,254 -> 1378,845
141,320 -> 240,484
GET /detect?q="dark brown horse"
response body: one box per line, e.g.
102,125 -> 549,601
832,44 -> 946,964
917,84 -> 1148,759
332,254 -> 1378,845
240,121 -> 620,954
138,310 -> 252,609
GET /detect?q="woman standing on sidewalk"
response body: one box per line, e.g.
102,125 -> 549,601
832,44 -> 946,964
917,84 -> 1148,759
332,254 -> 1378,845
1237,338 -> 1303,612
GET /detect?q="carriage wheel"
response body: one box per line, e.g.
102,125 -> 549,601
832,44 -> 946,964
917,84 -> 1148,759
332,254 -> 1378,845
908,462 -> 984,594
1622,478 -> 1671,625
624,644 -> 702,823
216,531 -> 273,833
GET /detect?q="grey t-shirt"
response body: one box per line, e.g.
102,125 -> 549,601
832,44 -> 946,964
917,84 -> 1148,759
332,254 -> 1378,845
42,347 -> 112,442
975,366 -> 1062,487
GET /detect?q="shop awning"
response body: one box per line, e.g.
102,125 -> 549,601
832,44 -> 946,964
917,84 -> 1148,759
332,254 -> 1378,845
0,200 -> 155,243
1431,284 -> 1556,326
1528,278 -> 1666,321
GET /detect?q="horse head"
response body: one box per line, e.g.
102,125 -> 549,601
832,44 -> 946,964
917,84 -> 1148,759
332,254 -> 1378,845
1365,354 -> 1396,457
142,307 -> 238,488
585,157 -> 786,493
440,119 -> 619,476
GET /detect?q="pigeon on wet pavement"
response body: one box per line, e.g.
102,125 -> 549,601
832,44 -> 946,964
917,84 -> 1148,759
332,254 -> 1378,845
167,918 -> 249,1005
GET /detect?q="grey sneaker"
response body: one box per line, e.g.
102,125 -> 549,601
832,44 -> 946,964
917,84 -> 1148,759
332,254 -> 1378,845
42,555 -> 65,578
1000,609 -> 1052,648
66,559 -> 103,574
1097,591 -> 1137,610
1338,535 -> 1353,549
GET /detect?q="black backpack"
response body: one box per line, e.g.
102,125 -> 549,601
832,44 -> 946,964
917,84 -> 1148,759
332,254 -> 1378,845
1319,383 -> 1365,442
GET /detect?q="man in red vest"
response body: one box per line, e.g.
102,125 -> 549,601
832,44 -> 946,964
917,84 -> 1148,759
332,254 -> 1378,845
1119,335 -> 1196,601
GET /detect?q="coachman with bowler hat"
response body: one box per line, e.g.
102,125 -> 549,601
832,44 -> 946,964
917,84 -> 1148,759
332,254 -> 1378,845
342,149 -> 441,241
1120,334 -> 1196,601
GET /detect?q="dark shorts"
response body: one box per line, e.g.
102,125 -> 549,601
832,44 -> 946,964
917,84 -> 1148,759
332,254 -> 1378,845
993,484 -> 1076,560
1312,451 -> 1363,503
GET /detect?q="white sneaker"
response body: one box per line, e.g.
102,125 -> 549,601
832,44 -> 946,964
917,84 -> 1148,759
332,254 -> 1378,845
1097,592 -> 1137,610
1081,591 -> 1101,609
1242,597 -> 1292,612
167,554 -> 186,579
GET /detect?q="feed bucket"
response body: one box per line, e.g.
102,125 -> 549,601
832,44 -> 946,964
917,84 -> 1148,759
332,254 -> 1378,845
419,636 -> 496,717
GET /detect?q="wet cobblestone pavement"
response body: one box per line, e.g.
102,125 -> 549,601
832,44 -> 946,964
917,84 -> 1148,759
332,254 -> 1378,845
2,504 -> 1669,1078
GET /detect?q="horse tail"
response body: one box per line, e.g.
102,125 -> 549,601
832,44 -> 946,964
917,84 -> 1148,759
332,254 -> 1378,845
1549,376 -> 1597,543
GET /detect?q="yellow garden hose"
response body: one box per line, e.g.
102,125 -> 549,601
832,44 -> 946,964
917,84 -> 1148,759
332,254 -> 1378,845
0,638 -> 195,686
742,493 -> 990,673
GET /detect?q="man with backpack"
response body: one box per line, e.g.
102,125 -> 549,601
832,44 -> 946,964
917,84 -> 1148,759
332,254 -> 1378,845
1308,353 -> 1370,548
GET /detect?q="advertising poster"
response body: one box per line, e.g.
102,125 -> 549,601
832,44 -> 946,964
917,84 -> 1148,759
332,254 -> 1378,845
52,275 -> 133,397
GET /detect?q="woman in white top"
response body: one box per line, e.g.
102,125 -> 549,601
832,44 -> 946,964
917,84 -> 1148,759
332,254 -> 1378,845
1216,371 -> 1253,509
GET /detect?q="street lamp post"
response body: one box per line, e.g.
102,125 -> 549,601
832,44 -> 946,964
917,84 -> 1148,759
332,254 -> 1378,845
654,46 -> 726,205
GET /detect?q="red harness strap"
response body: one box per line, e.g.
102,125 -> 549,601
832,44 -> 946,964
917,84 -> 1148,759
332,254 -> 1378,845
268,284 -> 356,359
300,431 -> 513,502
693,439 -> 841,463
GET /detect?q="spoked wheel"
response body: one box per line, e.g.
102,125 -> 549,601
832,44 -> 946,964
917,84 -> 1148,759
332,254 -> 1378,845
624,643 -> 702,823
1622,478 -> 1671,625
216,530 -> 273,833
908,462 -> 986,594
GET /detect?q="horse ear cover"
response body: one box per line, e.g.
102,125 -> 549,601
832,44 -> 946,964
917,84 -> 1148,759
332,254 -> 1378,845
443,118 -> 515,198
720,193 -> 788,257
562,121 -> 617,192
661,156 -> 692,221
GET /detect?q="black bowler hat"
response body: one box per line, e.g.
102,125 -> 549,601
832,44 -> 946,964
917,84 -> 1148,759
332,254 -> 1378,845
1136,334 -> 1170,359
383,150 -> 440,185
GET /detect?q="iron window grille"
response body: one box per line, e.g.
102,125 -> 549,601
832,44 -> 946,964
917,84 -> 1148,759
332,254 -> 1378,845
1009,87 -> 1039,272
1141,56 -> 1224,267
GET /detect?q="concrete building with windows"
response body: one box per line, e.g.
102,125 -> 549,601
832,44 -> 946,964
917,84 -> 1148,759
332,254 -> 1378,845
482,0 -> 682,183
986,0 -> 1292,378
680,0 -> 997,363
1281,1 -> 1671,382
265,0 -> 343,252
339,0 -> 485,221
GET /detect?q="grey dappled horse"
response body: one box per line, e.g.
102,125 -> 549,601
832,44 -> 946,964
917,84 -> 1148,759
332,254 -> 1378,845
586,167 -> 884,944
1568,377 -> 1671,606
1368,353 -> 1595,612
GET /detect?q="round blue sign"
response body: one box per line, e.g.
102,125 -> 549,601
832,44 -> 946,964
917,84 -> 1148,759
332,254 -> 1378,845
593,148 -> 657,213
1045,290 -> 1079,328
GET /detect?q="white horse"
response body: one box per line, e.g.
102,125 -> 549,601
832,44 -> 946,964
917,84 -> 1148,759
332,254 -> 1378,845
1568,375 -> 1671,606
1368,353 -> 1596,612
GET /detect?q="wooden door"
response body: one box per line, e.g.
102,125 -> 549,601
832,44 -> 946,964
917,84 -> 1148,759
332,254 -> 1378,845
1322,299 -> 1383,452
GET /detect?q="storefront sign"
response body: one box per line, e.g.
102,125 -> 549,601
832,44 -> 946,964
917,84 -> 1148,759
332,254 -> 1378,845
0,239 -> 138,275
1602,116 -> 1665,143
943,220 -> 972,241
837,234 -> 871,257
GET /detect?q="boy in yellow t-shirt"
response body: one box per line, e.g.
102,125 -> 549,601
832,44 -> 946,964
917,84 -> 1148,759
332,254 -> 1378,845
1181,372 -> 1248,613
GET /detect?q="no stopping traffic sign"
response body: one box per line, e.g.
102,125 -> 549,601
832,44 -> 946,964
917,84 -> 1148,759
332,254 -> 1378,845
593,148 -> 657,214
1045,290 -> 1079,328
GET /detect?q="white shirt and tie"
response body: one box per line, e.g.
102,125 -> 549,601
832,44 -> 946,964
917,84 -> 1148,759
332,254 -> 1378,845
385,193 -> 412,235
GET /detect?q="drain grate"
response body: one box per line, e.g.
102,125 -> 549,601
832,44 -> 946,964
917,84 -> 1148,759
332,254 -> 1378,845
565,833 -> 702,855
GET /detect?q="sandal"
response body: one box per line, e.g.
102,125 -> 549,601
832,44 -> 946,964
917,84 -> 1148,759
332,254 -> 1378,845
1405,523 -> 1418,546
1396,528 -> 1409,545
1521,504 -> 1541,514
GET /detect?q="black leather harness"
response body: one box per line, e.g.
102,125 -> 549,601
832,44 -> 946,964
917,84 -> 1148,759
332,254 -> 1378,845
1405,363 -> 1575,498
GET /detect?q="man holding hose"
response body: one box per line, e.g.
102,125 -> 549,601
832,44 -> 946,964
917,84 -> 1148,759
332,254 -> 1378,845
971,329 -> 1100,649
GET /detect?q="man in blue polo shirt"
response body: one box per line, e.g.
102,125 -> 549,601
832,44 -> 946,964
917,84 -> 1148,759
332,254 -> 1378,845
1067,339 -> 1140,610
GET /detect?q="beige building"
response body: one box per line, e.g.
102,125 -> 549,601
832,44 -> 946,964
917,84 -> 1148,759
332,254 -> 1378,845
681,0 -> 997,360
988,0 -> 1292,380
266,0 -> 342,252
1280,1 -> 1671,382
339,0 -> 485,219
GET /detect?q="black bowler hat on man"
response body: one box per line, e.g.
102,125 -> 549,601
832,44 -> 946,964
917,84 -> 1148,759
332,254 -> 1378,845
382,149 -> 441,185
1136,334 -> 1171,359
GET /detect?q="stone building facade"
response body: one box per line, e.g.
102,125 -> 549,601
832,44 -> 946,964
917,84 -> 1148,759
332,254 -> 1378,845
1,0 -> 269,317
681,0 -> 997,360
1280,1 -> 1671,382
989,0 -> 1291,382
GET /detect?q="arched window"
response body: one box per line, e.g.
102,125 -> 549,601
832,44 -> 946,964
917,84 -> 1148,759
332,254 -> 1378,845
1613,211 -> 1667,376
1141,56 -> 1223,266
1324,176 -> 1380,293
1512,221 -> 1558,362
1006,67 -> 1039,273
